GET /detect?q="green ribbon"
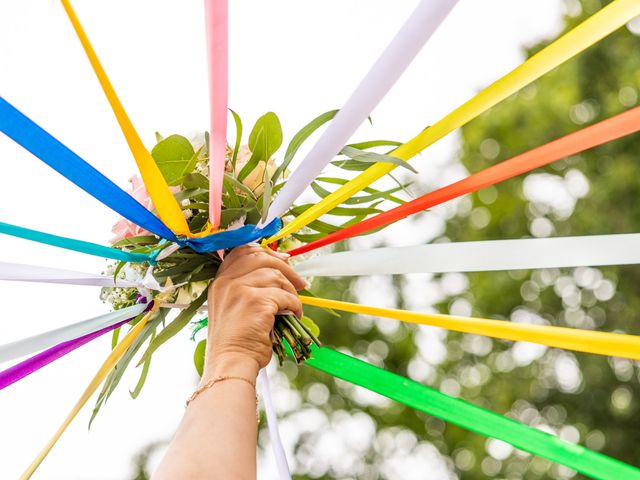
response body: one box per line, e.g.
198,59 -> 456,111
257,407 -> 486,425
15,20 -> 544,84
306,347 -> 640,480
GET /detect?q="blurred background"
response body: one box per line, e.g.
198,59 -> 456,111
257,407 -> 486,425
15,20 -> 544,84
1,0 -> 639,478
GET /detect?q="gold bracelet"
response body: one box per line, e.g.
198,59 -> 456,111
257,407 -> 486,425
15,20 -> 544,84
185,375 -> 257,410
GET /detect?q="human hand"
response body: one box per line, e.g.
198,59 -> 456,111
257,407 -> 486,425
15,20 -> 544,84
203,244 -> 305,380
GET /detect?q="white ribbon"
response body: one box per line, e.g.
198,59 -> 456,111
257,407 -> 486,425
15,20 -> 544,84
0,261 -> 136,288
294,233 -> 640,276
0,303 -> 146,364
262,0 -> 458,225
258,368 -> 291,480
0,261 -> 174,294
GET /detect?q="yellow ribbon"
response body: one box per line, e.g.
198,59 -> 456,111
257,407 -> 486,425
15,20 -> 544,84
266,0 -> 640,244
300,296 -> 640,361
20,305 -> 158,479
60,0 -> 190,236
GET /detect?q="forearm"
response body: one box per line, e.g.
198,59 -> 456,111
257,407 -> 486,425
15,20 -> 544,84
153,354 -> 260,480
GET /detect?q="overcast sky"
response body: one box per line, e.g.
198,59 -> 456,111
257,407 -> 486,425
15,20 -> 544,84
0,1 -> 575,478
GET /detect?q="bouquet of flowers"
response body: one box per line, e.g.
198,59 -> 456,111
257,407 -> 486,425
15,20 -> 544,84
96,110 -> 406,419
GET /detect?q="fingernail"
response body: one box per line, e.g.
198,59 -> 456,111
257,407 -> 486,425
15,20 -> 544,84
276,252 -> 290,259
247,242 -> 261,247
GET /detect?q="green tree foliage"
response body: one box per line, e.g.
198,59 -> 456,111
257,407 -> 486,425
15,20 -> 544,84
286,2 -> 640,479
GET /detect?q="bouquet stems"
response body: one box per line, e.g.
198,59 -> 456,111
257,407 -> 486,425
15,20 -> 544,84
272,314 -> 321,365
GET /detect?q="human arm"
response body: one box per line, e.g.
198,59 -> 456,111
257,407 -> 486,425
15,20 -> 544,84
152,245 -> 305,480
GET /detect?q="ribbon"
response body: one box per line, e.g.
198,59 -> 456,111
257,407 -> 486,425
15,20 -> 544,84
0,304 -> 146,365
294,233 -> 640,277
0,98 -> 177,242
181,218 -> 281,253
306,347 -> 640,479
289,105 -> 640,255
258,368 -> 292,480
59,0 -> 190,236
20,305 -> 158,479
262,0 -> 458,225
0,261 -> 137,288
0,221 -> 154,263
0,319 -> 130,392
266,0 -> 640,245
204,0 -> 228,229
299,296 -> 640,361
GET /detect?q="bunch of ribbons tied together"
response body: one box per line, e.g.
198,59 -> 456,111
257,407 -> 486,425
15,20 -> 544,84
2,0 -> 640,478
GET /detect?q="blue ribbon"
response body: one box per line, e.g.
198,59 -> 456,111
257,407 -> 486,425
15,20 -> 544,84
0,221 -> 154,263
0,97 -> 177,242
0,97 -> 283,256
178,218 -> 282,253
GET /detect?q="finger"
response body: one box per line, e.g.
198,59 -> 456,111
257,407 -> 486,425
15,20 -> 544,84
247,243 -> 291,262
237,268 -> 298,297
260,288 -> 303,319
220,251 -> 306,290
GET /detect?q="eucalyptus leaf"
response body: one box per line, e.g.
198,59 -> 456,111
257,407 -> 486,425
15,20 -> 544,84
230,109 -> 242,170
272,109 -> 338,184
137,288 -> 209,366
151,134 -> 197,185
194,339 -> 206,377
339,145 -> 417,174
239,112 -> 282,181
130,331 -> 155,399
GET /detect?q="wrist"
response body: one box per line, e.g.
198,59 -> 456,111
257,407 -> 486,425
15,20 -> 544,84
202,351 -> 260,385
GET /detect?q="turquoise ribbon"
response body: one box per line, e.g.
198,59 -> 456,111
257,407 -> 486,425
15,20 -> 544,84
0,221 -> 154,263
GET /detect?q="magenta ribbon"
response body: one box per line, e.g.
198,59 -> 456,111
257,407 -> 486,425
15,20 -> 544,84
0,319 -> 129,391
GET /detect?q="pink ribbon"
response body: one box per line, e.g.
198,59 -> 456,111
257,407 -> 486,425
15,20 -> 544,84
204,0 -> 229,228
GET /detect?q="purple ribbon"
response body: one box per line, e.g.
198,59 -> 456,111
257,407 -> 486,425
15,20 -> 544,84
0,319 -> 129,391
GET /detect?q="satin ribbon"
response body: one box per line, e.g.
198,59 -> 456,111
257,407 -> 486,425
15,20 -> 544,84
20,304 -> 158,479
258,368 -> 292,480
59,0 -> 190,236
0,261 -> 136,288
262,0 -> 458,226
299,296 -> 640,361
294,233 -> 640,277
266,0 -> 640,245
181,217 -> 281,253
306,347 -> 640,479
0,318 -> 130,391
0,97 -> 177,242
289,105 -> 640,255
0,221 -> 154,263
0,304 -> 146,365
204,0 -> 228,229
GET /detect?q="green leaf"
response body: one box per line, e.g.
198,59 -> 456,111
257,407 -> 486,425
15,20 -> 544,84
239,112 -> 282,181
130,331 -> 155,399
151,134 -> 197,185
111,327 -> 121,350
272,109 -> 339,184
111,236 -> 159,248
261,162 -> 273,223
194,339 -> 207,377
339,146 -> 417,174
137,288 -> 209,366
224,173 -> 256,199
346,139 -> 402,150
230,109 -> 243,170
301,316 -> 321,337
290,203 -> 382,217
90,310 -> 167,427
181,173 -> 210,190
315,176 -> 406,204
